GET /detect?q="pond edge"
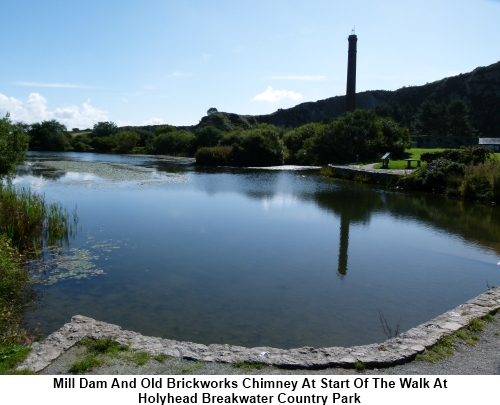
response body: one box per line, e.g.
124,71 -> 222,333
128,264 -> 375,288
18,287 -> 500,372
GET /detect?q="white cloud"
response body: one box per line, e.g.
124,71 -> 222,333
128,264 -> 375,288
252,86 -> 303,102
12,81 -> 97,89
116,119 -> 133,127
269,75 -> 326,81
202,53 -> 212,60
0,93 -> 108,129
142,118 -> 164,125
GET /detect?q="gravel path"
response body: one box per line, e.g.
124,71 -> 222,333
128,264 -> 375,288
40,313 -> 500,375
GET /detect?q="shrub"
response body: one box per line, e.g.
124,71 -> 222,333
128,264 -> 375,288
91,136 -> 118,153
459,159 -> 500,202
421,147 -> 491,165
400,158 -> 466,192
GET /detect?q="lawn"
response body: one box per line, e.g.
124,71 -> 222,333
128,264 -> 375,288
373,148 -> 446,169
373,149 -> 500,170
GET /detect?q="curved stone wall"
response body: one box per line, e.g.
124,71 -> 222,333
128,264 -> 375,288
18,287 -> 500,372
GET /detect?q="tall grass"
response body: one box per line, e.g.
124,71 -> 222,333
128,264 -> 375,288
195,146 -> 233,166
459,159 -> 500,202
0,184 -> 77,353
0,184 -> 77,254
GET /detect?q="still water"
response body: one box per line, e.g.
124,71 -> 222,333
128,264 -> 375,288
13,152 -> 500,349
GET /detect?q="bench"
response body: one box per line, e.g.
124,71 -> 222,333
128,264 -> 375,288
381,152 -> 391,168
404,159 -> 421,168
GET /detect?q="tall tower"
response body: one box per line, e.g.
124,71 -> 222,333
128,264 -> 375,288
346,29 -> 357,112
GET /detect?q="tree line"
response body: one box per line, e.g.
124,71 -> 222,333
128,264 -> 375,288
1,109 -> 412,168
374,99 -> 479,137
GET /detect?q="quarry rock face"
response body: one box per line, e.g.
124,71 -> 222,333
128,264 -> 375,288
177,61 -> 500,137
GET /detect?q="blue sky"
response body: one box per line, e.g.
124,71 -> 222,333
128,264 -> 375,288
1,0 -> 499,129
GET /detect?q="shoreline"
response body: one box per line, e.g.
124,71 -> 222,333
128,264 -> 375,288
18,287 -> 500,373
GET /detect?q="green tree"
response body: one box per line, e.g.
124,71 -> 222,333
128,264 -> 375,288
155,125 -> 177,135
92,121 -> 117,138
300,110 -> 411,164
0,114 -> 29,174
194,126 -> 223,149
447,100 -> 477,137
114,131 -> 140,153
218,124 -> 284,166
90,137 -> 118,153
207,107 -> 218,115
151,130 -> 195,155
28,119 -> 71,151
283,123 -> 322,164
415,100 -> 448,136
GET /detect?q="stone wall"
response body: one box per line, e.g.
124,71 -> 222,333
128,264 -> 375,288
17,288 -> 500,372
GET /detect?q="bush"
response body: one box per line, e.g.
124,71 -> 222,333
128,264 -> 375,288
401,158 -> 466,192
91,137 -> 118,153
421,147 -> 491,165
72,141 -> 93,152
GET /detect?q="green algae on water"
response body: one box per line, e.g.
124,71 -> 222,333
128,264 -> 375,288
37,160 -> 187,185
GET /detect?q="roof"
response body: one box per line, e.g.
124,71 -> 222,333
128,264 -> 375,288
478,138 -> 500,145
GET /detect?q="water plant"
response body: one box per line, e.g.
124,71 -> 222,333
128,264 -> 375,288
0,184 -> 77,254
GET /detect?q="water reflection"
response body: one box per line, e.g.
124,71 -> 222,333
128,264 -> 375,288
16,154 -> 500,348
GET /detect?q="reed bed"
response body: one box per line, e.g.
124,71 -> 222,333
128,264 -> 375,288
0,184 -> 77,351
0,184 -> 77,254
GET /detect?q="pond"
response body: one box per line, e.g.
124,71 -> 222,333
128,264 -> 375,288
13,152 -> 500,349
